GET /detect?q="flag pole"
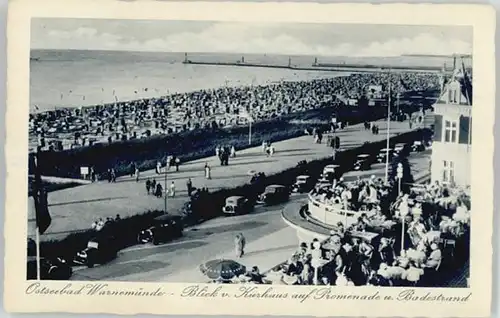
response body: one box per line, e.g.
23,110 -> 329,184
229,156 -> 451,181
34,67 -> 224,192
384,70 -> 392,184
248,119 -> 252,145
36,227 -> 41,280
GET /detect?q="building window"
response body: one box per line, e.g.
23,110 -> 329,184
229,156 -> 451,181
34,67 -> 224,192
442,160 -> 455,184
444,120 -> 458,143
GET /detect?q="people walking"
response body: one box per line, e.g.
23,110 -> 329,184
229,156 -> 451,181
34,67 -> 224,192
186,178 -> 193,197
230,145 -> 236,158
135,167 -> 140,182
146,179 -> 151,195
130,163 -> 136,177
234,233 -> 246,258
169,181 -> 176,197
155,183 -> 163,198
175,157 -> 180,171
110,168 -> 116,182
204,162 -> 211,179
156,161 -> 162,174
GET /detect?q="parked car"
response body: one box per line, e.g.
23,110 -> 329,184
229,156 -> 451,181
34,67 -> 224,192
354,154 -> 373,171
292,175 -> 315,193
322,164 -> 340,181
259,185 -> 290,205
222,196 -> 253,216
74,235 -> 119,268
393,143 -> 408,157
377,148 -> 394,163
137,214 -> 184,245
27,256 -> 73,280
411,141 -> 426,152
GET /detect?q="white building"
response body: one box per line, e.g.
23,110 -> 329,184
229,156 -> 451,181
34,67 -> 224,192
431,64 -> 472,187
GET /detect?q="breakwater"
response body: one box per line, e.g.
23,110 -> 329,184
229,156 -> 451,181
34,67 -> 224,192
183,60 -> 445,74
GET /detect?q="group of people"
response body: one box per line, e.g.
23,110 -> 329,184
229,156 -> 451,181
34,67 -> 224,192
261,141 -> 275,156
291,174 -> 471,287
29,71 -> 441,153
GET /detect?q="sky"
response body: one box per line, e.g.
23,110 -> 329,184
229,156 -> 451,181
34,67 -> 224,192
31,19 -> 473,57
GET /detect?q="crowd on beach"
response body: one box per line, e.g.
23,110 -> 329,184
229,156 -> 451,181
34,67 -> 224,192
216,176 -> 470,286
29,71 -> 440,152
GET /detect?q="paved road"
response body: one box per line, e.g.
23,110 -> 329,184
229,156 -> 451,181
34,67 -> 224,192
70,150 -> 431,283
70,197 -> 300,282
29,116 -> 431,241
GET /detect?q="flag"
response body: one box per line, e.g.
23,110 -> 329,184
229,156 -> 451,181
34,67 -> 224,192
32,153 -> 51,235
461,60 -> 472,105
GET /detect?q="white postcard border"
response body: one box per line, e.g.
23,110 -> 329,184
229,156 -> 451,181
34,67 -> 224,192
4,1 -> 496,317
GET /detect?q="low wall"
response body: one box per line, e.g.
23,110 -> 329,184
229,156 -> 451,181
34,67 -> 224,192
307,194 -> 360,228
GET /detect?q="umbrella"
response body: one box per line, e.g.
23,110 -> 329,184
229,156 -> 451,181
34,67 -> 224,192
199,259 -> 247,280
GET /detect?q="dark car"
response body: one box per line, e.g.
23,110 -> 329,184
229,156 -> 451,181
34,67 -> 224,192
354,154 -> 373,171
137,214 -> 184,245
258,185 -> 290,205
393,143 -> 409,157
321,164 -> 340,182
377,148 -> 394,163
74,235 -> 119,268
222,196 -> 253,216
27,256 -> 73,280
292,175 -> 315,193
411,141 -> 426,152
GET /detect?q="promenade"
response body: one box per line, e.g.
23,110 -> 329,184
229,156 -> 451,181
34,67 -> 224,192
29,116 -> 431,241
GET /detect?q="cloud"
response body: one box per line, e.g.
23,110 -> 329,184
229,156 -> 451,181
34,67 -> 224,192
36,23 -> 472,57
40,27 -> 123,50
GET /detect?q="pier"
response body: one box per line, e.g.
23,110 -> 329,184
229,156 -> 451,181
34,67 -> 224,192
182,57 -> 452,74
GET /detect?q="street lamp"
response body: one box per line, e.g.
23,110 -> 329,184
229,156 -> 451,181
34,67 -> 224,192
397,163 -> 403,195
164,164 -> 168,214
399,197 -> 409,255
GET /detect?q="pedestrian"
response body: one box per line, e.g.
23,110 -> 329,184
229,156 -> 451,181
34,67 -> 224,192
107,168 -> 112,183
170,181 -> 176,197
90,166 -> 96,182
151,178 -> 156,191
262,141 -> 267,153
156,161 -> 162,174
335,136 -> 340,150
135,167 -> 140,182
234,233 -> 246,258
146,179 -> 151,195
175,157 -> 180,172
186,178 -> 193,197
269,144 -> 275,156
230,145 -> 236,158
166,156 -> 171,170
130,163 -> 136,177
155,183 -> 163,198
111,168 -> 116,182
215,146 -> 220,158
204,163 -> 211,179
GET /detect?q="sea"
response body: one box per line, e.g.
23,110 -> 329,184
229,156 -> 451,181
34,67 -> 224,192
29,50 -> 457,113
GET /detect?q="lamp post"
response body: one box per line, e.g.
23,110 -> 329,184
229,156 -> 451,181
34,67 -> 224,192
399,197 -> 409,255
384,74 -> 392,184
397,163 -> 403,195
164,164 -> 168,214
